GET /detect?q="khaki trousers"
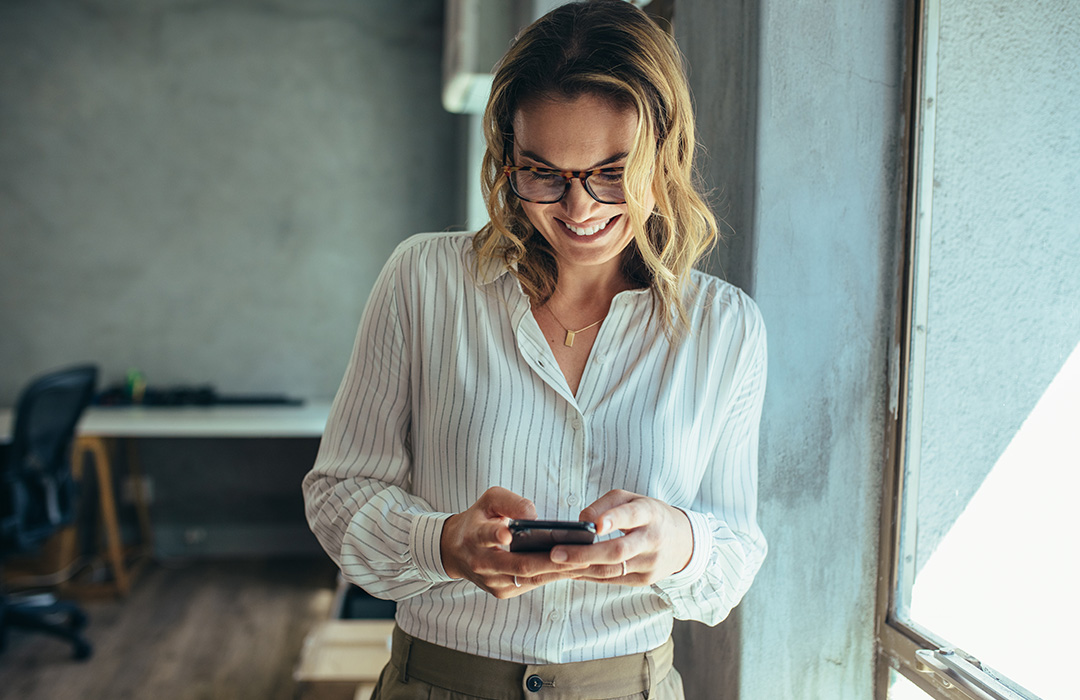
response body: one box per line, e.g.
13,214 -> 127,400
370,626 -> 684,700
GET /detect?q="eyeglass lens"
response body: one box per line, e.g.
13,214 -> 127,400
510,169 -> 625,204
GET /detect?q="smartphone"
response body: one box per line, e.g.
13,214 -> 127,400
508,519 -> 597,552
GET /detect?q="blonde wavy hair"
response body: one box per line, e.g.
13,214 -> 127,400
473,0 -> 718,339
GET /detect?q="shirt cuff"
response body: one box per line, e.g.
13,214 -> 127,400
654,508 -> 711,591
409,511 -> 457,583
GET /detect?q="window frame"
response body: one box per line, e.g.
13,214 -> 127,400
873,0 -> 944,692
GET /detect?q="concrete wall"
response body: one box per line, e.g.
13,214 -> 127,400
0,0 -> 463,405
675,1 -> 904,698
745,3 -> 903,695
671,1 -> 758,694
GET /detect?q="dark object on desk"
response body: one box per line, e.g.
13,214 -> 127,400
340,583 -> 396,620
1,365 -> 97,661
95,384 -> 304,407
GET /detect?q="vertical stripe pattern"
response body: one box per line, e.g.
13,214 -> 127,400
303,231 -> 767,664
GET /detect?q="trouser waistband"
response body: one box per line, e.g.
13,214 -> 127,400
390,625 -> 673,700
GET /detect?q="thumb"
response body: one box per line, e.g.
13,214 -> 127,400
479,486 -> 537,520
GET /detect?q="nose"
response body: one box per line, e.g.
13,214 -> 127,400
560,178 -> 600,221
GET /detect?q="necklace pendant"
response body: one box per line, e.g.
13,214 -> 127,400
564,330 -> 576,347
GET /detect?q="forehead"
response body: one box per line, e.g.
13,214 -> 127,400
512,94 -> 638,168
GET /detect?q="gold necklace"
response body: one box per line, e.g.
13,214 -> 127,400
544,304 -> 603,347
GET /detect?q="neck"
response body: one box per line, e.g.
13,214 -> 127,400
551,260 -> 631,307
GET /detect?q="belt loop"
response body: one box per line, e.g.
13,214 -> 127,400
644,649 -> 657,699
400,633 -> 413,684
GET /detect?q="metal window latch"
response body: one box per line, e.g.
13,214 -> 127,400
915,648 -> 1041,700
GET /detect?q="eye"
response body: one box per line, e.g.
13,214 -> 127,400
592,170 -> 624,185
524,170 -> 563,183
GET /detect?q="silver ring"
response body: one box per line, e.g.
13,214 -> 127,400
621,561 -> 627,577
513,575 -> 521,588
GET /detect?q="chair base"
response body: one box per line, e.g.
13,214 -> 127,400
0,591 -> 93,660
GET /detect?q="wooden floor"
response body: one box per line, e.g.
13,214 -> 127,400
0,557 -> 340,700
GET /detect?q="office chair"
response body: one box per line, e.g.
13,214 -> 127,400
1,364 -> 98,660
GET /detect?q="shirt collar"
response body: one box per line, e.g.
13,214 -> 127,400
476,252 -> 515,286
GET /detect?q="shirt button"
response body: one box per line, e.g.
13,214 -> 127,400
571,418 -> 583,430
526,674 -> 544,692
548,610 -> 562,623
566,494 -> 579,507
595,354 -> 607,365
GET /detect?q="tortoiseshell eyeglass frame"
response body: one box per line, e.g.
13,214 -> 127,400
502,164 -> 627,204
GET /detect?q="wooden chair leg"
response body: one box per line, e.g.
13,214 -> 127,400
73,437 -> 130,595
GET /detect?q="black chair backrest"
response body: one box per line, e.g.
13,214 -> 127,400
1,365 -> 98,553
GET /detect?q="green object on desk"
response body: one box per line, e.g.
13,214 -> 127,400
125,369 -> 147,404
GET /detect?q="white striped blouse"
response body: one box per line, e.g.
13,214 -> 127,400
303,231 -> 767,664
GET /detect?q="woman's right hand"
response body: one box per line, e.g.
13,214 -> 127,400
440,486 -> 587,598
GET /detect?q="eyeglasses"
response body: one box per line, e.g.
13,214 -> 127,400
503,165 -> 626,204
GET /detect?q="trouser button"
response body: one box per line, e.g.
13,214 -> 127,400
526,674 -> 544,692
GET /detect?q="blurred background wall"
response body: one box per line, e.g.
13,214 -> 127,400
0,0 -> 464,560
0,0 -> 464,404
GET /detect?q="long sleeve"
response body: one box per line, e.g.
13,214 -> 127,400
302,243 -> 455,601
652,292 -> 769,625
303,231 -> 768,662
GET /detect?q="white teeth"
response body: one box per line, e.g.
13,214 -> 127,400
565,218 -> 612,236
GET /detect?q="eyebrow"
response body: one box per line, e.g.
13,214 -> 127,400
518,149 -> 628,170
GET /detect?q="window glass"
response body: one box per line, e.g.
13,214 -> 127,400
887,669 -> 935,700
895,2 -> 1080,699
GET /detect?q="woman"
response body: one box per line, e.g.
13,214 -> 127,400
303,2 -> 767,698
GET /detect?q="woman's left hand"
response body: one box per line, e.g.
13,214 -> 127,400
548,489 -> 694,586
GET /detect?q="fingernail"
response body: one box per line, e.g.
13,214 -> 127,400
602,519 -> 612,534
551,549 -> 567,562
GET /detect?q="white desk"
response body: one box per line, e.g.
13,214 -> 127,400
0,402 -> 332,442
0,402 -> 331,594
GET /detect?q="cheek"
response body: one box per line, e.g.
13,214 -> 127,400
520,202 -> 550,232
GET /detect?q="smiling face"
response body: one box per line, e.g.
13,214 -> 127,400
512,93 -> 655,284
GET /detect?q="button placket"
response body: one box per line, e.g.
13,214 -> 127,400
514,304 -> 579,407
570,411 -> 590,514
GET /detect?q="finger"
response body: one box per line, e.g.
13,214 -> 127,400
589,499 -> 654,535
480,573 -> 530,599
488,549 -> 590,577
478,486 -> 538,521
573,572 -> 637,585
476,517 -> 513,548
571,561 -> 636,583
522,568 -> 589,588
485,566 -> 584,599
579,490 -> 637,534
551,531 -> 646,567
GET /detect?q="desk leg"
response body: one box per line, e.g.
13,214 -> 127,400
73,437 -> 131,595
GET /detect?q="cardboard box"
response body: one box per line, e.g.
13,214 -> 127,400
294,620 -> 394,700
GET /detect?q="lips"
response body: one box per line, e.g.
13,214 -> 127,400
558,215 -> 620,239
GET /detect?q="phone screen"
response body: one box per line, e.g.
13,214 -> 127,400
508,519 -> 597,552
